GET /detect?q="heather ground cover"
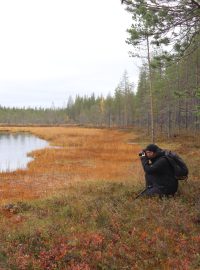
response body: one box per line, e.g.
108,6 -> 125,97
0,127 -> 199,270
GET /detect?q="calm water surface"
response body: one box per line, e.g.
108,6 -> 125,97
0,132 -> 49,172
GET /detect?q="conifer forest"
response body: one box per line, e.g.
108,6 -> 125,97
1,0 -> 200,140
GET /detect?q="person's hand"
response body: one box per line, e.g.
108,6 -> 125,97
138,151 -> 146,157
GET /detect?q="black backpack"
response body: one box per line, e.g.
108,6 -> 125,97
164,150 -> 189,180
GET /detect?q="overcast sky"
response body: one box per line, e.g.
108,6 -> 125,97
0,0 -> 139,108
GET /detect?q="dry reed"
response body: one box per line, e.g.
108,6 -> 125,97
0,127 -> 142,204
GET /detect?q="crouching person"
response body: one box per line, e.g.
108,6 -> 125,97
139,144 -> 178,197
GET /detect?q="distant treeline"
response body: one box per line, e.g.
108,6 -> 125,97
1,41 -> 200,137
0,107 -> 68,125
66,71 -> 135,128
67,43 -> 200,136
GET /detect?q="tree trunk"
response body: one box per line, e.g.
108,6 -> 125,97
146,35 -> 155,143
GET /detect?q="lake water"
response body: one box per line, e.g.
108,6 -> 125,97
0,132 -> 49,172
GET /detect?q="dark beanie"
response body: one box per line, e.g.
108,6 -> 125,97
144,144 -> 160,152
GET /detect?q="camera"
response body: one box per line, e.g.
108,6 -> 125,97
139,151 -> 146,157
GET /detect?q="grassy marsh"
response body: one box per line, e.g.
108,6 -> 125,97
0,127 -> 199,269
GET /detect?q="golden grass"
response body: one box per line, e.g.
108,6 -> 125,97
0,127 -> 142,204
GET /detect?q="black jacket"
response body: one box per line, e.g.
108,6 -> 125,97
141,150 -> 178,195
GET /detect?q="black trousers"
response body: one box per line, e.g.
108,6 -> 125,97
140,186 -> 163,197
144,174 -> 176,197
145,173 -> 154,188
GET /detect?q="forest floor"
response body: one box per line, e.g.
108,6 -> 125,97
0,126 -> 200,269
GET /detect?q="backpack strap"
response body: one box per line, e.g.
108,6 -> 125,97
162,155 -> 175,171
